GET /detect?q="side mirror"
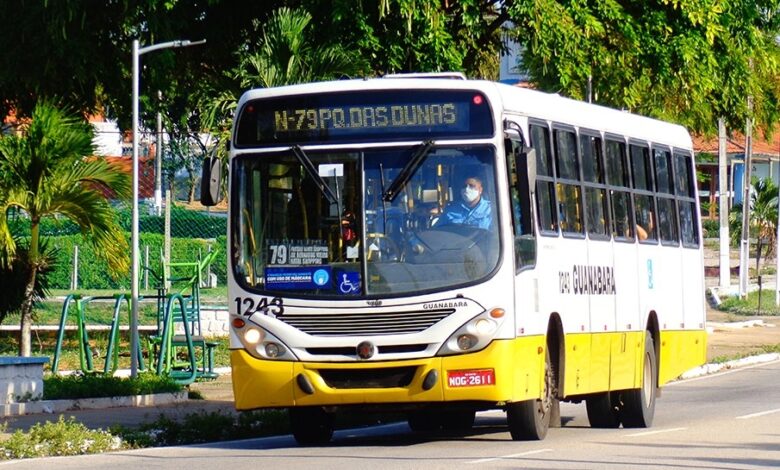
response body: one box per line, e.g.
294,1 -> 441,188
200,155 -> 222,206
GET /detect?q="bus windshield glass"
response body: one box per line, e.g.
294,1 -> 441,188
232,145 -> 500,297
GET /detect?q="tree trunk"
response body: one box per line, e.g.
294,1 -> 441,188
187,174 -> 197,205
18,221 -> 40,357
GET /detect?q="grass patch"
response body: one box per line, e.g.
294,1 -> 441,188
116,409 -> 290,447
709,343 -> 780,364
0,417 -> 125,459
43,372 -> 183,400
717,290 -> 780,316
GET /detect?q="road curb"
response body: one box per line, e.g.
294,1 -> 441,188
680,353 -> 780,379
0,390 -> 189,418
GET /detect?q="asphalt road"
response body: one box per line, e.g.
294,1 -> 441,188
4,360 -> 779,470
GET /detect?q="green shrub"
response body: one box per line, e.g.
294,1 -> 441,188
0,416 -> 123,459
43,372 -> 183,400
701,218 -> 719,237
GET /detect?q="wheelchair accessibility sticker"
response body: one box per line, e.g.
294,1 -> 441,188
336,270 -> 361,295
265,266 -> 332,290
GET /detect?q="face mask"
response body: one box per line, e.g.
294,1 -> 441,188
461,187 -> 479,203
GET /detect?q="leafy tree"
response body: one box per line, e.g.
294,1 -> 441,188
0,102 -> 131,356
505,0 -> 780,135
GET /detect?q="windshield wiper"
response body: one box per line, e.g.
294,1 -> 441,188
382,140 -> 434,202
290,145 -> 338,204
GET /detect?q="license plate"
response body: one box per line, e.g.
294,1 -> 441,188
447,369 -> 495,388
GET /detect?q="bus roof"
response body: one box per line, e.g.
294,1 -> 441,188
237,78 -> 693,151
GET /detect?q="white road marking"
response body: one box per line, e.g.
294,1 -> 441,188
736,407 -> 780,420
467,448 -> 553,464
624,427 -> 687,437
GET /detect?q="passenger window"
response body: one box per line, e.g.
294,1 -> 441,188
679,201 -> 699,246
634,194 -> 657,241
556,183 -> 584,234
656,198 -> 679,243
531,124 -> 558,234
612,191 -> 634,240
654,148 -> 674,194
606,140 -> 629,187
581,134 -> 604,184
674,153 -> 693,197
630,144 -> 653,191
585,187 -> 608,236
554,129 -> 579,180
531,124 -> 553,177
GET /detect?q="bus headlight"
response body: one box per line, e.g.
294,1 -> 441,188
234,320 -> 296,361
243,328 -> 263,345
437,308 -> 506,356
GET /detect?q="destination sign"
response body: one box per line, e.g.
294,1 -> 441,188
235,89 -> 493,146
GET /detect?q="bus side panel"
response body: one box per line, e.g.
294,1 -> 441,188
587,239 -> 615,392
562,333 -> 591,396
611,331 -> 644,390
658,329 -> 707,385
613,242 -> 640,389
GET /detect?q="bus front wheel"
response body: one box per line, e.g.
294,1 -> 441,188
290,407 -> 334,445
619,333 -> 657,428
507,348 -> 555,440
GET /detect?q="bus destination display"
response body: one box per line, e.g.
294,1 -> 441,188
273,103 -> 458,133
235,89 -> 493,146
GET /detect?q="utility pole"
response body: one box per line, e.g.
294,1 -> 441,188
155,91 -> 163,216
718,118 -> 730,289
738,97 -> 753,299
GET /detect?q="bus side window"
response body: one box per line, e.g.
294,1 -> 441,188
554,128 -> 584,235
654,147 -> 679,244
674,152 -> 700,247
530,123 -> 558,233
630,144 -> 657,242
605,139 -> 635,241
581,132 -> 608,237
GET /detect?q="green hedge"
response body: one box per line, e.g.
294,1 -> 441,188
9,207 -> 227,239
48,233 -> 227,290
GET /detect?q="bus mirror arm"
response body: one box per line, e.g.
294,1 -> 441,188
200,155 -> 223,206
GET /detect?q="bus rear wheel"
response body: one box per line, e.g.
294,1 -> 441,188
619,334 -> 657,428
290,407 -> 334,445
507,348 -> 554,440
586,392 -> 621,428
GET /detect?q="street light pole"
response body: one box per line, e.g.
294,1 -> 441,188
131,38 -> 206,378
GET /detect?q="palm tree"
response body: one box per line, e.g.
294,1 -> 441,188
729,177 -> 779,275
236,7 -> 369,89
0,101 -> 131,356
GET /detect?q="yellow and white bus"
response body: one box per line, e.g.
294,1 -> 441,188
201,74 -> 706,444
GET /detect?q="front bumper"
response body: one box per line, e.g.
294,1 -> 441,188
231,336 -> 546,410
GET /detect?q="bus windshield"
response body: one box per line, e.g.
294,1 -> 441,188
232,145 -> 500,297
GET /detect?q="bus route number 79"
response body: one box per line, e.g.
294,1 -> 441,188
235,296 -> 284,317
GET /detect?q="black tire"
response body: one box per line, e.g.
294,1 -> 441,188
507,348 -> 554,440
441,409 -> 476,432
290,407 -> 334,445
619,333 -> 657,428
407,409 -> 443,432
586,392 -> 621,428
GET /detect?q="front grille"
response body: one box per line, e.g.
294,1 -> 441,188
318,366 -> 417,389
306,343 -> 429,356
278,308 -> 454,336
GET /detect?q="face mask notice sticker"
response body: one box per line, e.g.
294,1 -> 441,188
265,266 -> 333,290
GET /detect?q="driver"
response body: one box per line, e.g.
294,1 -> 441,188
435,176 -> 492,230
